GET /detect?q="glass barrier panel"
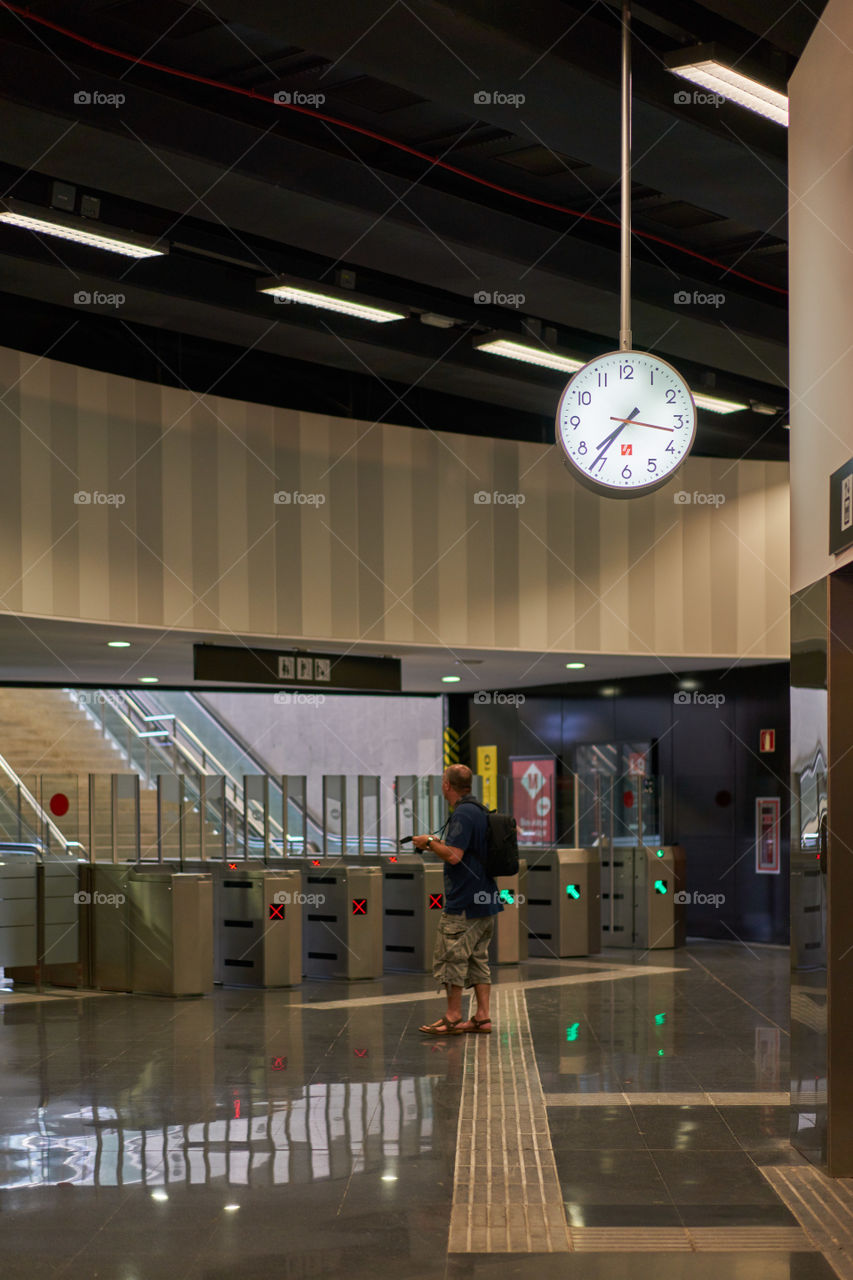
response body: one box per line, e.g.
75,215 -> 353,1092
357,776 -> 381,854
243,775 -> 269,860
156,774 -> 181,862
282,776 -> 308,854
35,775 -> 84,859
114,774 -> 142,863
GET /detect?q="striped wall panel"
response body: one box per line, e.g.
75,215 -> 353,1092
0,348 -> 790,658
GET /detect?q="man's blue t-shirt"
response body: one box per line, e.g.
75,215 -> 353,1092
442,798 -> 502,917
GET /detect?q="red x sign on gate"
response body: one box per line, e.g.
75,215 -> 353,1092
268,903 -> 285,920
351,898 -> 367,915
428,893 -> 443,910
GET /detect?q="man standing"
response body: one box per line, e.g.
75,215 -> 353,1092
413,764 -> 501,1035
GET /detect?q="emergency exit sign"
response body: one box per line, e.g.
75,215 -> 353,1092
193,644 -> 401,690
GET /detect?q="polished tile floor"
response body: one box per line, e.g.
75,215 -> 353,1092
0,943 -> 837,1279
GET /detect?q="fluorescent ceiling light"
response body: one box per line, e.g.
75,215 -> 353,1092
138,676 -> 159,683
666,47 -> 788,126
474,334 -> 586,374
258,277 -> 406,323
691,392 -> 748,414
476,336 -> 749,411
420,312 -> 456,329
107,640 -> 131,648
0,200 -> 166,258
566,662 -> 586,669
442,675 -> 462,683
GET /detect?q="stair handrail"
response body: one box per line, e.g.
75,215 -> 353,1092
0,751 -> 71,853
68,689 -> 278,849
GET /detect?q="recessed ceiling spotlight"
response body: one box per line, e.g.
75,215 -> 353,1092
599,686 -> 620,697
678,679 -> 699,691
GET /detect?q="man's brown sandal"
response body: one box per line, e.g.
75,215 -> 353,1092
461,1016 -> 492,1034
419,1016 -> 464,1035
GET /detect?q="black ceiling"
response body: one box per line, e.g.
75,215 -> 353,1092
0,0 -> 818,457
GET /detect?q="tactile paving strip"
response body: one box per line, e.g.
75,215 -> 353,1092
448,986 -> 572,1253
573,1227 -> 813,1251
763,1165 -> 853,1279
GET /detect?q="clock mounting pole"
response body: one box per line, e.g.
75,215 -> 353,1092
619,0 -> 632,352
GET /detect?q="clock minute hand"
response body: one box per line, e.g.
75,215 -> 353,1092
609,416 -> 674,433
594,406 -> 641,460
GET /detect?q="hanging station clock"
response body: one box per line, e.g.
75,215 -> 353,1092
555,349 -> 697,498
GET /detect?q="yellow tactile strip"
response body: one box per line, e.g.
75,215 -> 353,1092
572,1227 -> 813,1252
448,986 -> 572,1253
763,1166 -> 853,1280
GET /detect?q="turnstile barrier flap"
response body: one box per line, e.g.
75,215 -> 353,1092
527,847 -> 601,958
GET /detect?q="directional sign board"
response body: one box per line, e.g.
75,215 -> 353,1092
194,644 -> 401,691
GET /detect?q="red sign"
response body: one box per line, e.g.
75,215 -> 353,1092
428,893 -> 444,910
510,756 -> 556,846
760,729 -> 776,753
49,793 -> 70,817
627,752 -> 647,777
755,798 -> 780,874
351,898 -> 367,915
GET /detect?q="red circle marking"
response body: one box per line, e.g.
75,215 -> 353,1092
49,793 -> 70,817
622,791 -> 635,808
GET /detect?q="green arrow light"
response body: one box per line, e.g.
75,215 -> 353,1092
566,1023 -> 580,1042
566,884 -> 581,899
654,879 -> 668,894
656,849 -> 665,858
655,1012 -> 667,1026
499,889 -> 515,906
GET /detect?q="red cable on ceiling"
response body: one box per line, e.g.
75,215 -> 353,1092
1,2 -> 788,297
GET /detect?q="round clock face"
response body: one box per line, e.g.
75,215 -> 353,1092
555,350 -> 697,497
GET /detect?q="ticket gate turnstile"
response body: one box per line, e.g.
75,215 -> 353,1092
89,866 -> 213,995
489,859 -> 528,965
379,855 -> 445,972
601,845 -> 686,949
215,866 -> 302,987
527,849 -> 601,958
287,860 -> 383,979
128,869 -> 213,995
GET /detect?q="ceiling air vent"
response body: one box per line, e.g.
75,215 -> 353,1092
106,0 -> 217,38
327,76 -> 426,113
498,146 -> 589,177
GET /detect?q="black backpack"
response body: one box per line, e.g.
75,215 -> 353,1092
457,796 -> 519,878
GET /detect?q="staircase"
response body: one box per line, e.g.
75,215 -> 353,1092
0,689 -> 129,775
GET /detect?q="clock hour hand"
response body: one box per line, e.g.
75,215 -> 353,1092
593,406 -> 640,464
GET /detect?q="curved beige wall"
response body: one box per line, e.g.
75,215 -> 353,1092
789,0 -> 853,593
0,346 -> 788,658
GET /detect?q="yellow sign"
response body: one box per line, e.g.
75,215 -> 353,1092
477,745 -> 498,810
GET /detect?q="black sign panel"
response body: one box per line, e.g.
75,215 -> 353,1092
193,644 -> 401,691
829,458 -> 853,555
